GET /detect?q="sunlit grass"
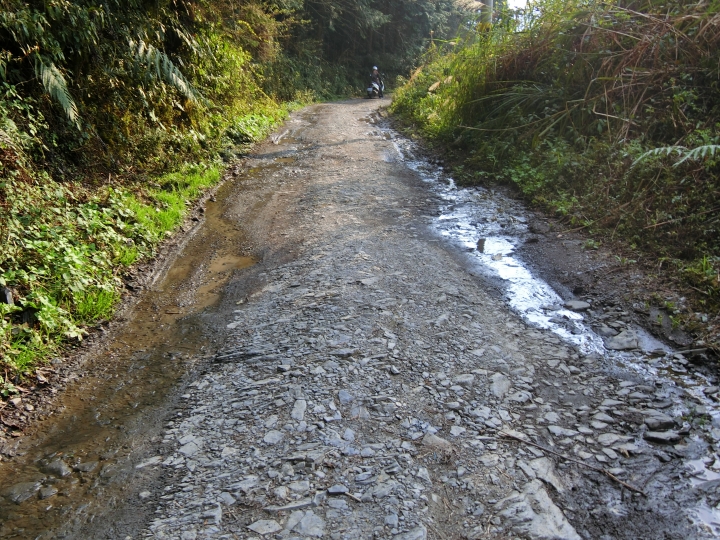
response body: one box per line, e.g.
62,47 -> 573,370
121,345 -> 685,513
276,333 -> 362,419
74,289 -> 120,324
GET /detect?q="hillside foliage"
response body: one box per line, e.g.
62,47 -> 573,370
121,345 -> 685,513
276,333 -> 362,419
392,0 -> 720,345
0,0 -> 475,381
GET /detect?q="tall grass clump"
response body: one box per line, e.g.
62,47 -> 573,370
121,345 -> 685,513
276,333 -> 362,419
393,0 -> 720,343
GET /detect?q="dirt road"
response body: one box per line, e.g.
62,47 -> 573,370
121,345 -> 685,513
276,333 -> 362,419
1,100 -> 719,539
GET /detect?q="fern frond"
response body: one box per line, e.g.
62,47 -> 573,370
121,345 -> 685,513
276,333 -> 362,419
130,39 -> 200,103
34,57 -> 80,128
632,145 -> 685,167
676,145 -> 720,165
633,145 -> 720,167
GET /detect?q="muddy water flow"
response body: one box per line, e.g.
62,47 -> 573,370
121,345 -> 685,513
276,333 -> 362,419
370,113 -> 720,533
0,170 -> 262,537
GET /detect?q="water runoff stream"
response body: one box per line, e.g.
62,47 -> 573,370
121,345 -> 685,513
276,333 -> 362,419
377,116 -> 720,533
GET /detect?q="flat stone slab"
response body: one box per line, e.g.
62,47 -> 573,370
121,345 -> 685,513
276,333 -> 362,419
248,519 -> 282,535
564,300 -> 591,311
264,497 -> 315,512
644,431 -> 681,444
604,329 -> 639,350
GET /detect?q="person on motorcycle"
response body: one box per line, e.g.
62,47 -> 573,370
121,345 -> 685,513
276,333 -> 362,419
371,66 -> 384,98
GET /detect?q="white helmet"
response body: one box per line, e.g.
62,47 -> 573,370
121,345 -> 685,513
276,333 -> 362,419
372,66 -> 378,70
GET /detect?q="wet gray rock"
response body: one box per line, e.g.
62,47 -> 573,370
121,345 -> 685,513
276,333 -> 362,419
604,330 -> 639,350
39,486 -> 58,500
564,300 -> 590,311
74,461 -> 98,473
644,413 -> 675,431
3,482 -> 41,504
548,425 -> 579,437
644,431 -> 681,444
45,459 -> 73,477
597,324 -> 618,338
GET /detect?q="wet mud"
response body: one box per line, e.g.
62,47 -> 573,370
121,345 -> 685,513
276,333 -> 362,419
0,175 -> 261,538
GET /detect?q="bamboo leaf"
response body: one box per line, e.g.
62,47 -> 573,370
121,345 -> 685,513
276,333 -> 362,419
34,56 -> 80,128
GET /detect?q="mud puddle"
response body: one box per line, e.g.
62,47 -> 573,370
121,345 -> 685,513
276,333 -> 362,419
0,173 -> 259,538
369,113 -> 720,534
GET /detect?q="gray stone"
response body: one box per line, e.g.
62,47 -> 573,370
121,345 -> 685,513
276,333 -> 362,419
529,457 -> 565,493
296,510 -> 326,537
604,330 -> 639,351
291,399 -> 307,421
288,480 -> 310,494
201,503 -> 222,525
232,476 -> 259,493
422,432 -> 452,451
416,467 -> 432,484
330,348 -> 355,358
179,440 -> 202,457
453,374 -> 475,387
601,399 -> 624,407
328,484 -> 348,495
496,480 -> 580,540
338,390 -> 355,404
597,324 -> 618,338
547,426 -> 579,438
564,300 -> 590,311
248,519 -> 283,535
39,486 -> 58,500
393,526 -> 427,540
45,459 -> 73,477
597,433 -> 629,446
264,498 -> 314,512
3,482 -> 41,504
135,456 -> 162,469
263,430 -> 284,445
385,513 -> 399,527
644,431 -> 681,444
491,373 -> 511,399
507,390 -> 532,403
644,413 -> 675,431
74,461 -> 98,473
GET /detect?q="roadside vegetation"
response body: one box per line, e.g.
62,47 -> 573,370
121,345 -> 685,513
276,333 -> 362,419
0,0 -> 477,385
391,0 -> 720,352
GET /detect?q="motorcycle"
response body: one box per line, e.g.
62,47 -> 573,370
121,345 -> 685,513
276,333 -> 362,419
367,79 -> 384,99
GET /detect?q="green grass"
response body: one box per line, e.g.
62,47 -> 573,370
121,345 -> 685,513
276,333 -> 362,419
74,289 -> 120,324
0,151 -> 270,376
